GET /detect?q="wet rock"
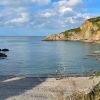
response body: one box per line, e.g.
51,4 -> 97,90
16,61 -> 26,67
2,49 -> 9,52
96,58 -> 100,61
93,50 -> 100,54
0,53 -> 7,58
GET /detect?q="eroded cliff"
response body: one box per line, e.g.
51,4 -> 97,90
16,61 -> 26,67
44,16 -> 100,43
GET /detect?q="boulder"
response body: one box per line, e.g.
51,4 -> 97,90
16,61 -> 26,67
0,53 -> 7,58
2,49 -> 9,52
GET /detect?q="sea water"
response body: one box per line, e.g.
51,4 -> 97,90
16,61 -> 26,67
0,36 -> 100,76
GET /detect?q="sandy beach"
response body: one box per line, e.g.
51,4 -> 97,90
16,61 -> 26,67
0,76 -> 99,100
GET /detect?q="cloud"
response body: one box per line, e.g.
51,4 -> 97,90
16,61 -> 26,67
0,6 -> 30,26
31,0 -> 51,5
5,12 -> 29,25
53,0 -> 83,8
0,0 -> 51,7
40,10 -> 56,18
67,0 -> 83,7
74,13 -> 91,20
53,0 -> 83,15
0,0 -> 28,6
0,0 -> 51,25
0,0 -> 94,33
58,7 -> 73,14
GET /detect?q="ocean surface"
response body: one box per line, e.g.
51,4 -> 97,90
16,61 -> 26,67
0,36 -> 100,76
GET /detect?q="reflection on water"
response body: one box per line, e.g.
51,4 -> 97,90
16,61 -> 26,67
0,36 -> 100,76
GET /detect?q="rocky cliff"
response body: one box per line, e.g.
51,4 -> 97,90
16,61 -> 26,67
44,16 -> 100,43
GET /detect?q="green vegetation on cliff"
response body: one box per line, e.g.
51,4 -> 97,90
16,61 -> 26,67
61,27 -> 81,37
88,16 -> 100,22
62,27 -> 81,33
88,16 -> 100,29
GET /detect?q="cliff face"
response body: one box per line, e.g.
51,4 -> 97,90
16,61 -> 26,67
44,16 -> 100,43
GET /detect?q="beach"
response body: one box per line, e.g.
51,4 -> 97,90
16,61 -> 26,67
0,76 -> 100,100
0,1 -> 100,100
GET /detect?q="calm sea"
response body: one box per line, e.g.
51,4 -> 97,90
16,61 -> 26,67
0,36 -> 100,76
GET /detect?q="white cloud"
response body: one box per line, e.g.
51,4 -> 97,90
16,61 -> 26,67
41,12 -> 53,17
54,0 -> 67,7
31,0 -> 51,5
0,0 -> 27,6
65,17 -> 78,24
0,0 -> 51,6
59,7 -> 73,14
0,6 -> 30,26
53,0 -> 83,8
40,10 -> 56,17
0,0 -> 51,26
5,12 -> 29,24
53,0 -> 83,15
67,0 -> 83,7
0,0 -> 94,33
74,13 -> 91,20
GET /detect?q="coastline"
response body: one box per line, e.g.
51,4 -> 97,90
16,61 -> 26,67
0,75 -> 100,100
44,16 -> 100,43
43,38 -> 100,44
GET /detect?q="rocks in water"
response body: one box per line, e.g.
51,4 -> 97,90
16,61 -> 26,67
83,57 -> 88,59
0,48 -> 9,59
93,50 -> 100,54
2,49 -> 9,52
86,54 -> 97,57
86,52 -> 100,57
0,53 -> 7,58
96,58 -> 100,61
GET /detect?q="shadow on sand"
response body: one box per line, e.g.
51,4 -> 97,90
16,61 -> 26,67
0,76 -> 46,100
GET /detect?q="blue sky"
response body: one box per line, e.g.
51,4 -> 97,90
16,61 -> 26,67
0,0 -> 100,36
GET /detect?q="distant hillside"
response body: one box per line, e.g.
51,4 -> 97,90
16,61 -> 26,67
44,16 -> 100,43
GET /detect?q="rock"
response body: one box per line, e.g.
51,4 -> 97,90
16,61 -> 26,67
0,53 -> 7,58
83,57 -> 88,59
2,49 -> 9,52
93,51 -> 100,54
86,54 -> 97,56
0,49 -> 1,51
96,58 -> 100,61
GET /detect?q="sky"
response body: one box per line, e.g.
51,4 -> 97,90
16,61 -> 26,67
0,0 -> 100,36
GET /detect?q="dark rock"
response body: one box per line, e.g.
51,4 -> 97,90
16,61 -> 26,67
0,53 -> 7,58
2,49 -> 9,52
0,49 -> 1,51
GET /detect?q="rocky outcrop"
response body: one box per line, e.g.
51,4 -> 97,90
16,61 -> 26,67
44,16 -> 100,43
0,53 -> 7,58
0,48 -> 9,59
2,48 -> 9,52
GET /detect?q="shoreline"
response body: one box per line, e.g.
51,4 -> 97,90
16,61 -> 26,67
0,74 -> 95,78
0,75 -> 100,100
43,39 -> 100,44
0,70 -> 98,78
